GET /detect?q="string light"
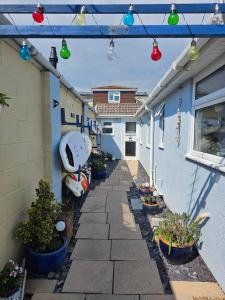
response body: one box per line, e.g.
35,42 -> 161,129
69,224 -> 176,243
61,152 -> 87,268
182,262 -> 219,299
151,39 -> 162,61
211,3 -> 224,25
107,39 -> 117,61
123,5 -> 135,26
76,5 -> 86,25
32,3 -> 45,23
168,3 -> 179,25
188,39 -> 199,61
19,40 -> 31,61
60,39 -> 71,59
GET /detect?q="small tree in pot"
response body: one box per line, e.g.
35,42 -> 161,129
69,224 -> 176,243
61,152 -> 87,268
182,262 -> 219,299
142,191 -> 160,214
16,179 -> 67,273
91,159 -> 107,179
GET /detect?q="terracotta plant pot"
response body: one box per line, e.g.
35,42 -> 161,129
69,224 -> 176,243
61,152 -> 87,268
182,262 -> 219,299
159,236 -> 194,265
142,202 -> 159,215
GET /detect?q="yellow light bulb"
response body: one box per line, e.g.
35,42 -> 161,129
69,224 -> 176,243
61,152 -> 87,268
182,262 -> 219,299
188,40 -> 199,61
75,6 -> 86,25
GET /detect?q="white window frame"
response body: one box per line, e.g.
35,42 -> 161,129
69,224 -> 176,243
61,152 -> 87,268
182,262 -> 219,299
108,91 -> 120,103
187,55 -> 225,172
102,121 -> 114,135
146,113 -> 151,149
156,103 -> 165,149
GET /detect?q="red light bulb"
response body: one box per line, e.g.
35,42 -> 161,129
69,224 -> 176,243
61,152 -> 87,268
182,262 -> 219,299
32,4 -> 44,23
151,40 -> 162,61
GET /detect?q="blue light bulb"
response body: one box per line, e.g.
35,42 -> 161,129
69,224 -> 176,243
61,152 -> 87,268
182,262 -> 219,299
123,5 -> 135,26
19,41 -> 31,61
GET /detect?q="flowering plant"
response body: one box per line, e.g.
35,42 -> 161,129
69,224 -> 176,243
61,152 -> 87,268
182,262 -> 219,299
0,260 -> 23,297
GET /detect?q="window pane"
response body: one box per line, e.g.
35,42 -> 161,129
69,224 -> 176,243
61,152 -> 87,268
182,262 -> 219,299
195,65 -> 225,99
102,127 -> 113,134
114,95 -> 120,101
108,92 -> 114,100
103,122 -> 112,126
194,102 -> 225,157
126,122 -> 136,133
125,141 -> 136,156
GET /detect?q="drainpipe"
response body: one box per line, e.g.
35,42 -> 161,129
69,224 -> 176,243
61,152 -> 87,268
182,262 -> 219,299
149,110 -> 155,187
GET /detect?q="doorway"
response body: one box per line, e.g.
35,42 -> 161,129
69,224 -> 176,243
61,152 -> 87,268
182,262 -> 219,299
124,121 -> 137,160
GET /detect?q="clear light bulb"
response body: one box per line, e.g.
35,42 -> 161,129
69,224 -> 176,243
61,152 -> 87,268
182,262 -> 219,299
188,39 -> 200,61
212,3 -> 224,25
107,39 -> 117,61
123,5 -> 135,26
76,5 -> 86,25
19,40 -> 31,61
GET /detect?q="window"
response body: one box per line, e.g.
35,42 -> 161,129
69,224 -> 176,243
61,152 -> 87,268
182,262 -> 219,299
159,109 -> 165,148
108,91 -> 120,103
102,121 -> 114,135
194,102 -> 225,157
147,115 -> 151,147
125,122 -> 136,134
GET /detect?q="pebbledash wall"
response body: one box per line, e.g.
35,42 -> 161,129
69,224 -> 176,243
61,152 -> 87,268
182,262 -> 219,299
137,41 -> 225,291
0,39 -> 91,269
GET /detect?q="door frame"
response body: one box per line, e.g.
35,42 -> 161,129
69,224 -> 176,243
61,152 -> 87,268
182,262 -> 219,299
122,118 -> 138,160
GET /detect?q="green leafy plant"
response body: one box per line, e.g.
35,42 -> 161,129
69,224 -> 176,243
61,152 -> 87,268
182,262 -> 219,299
90,151 -> 105,163
0,92 -> 10,107
153,212 -> 209,254
16,179 -> 62,253
106,152 -> 112,161
0,260 -> 23,297
141,195 -> 158,205
92,159 -> 106,172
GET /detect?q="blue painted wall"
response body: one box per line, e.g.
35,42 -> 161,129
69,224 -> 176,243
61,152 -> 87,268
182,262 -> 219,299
151,80 -> 225,291
138,114 -> 150,174
99,118 -> 122,159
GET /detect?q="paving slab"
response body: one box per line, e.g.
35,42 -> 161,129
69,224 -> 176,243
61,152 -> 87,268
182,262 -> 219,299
111,240 -> 150,261
101,177 -> 121,185
71,239 -> 111,260
107,191 -> 128,202
62,260 -> 113,294
110,224 -> 142,239
76,224 -> 109,239
26,279 -> 57,294
140,296 -> 176,300
95,185 -> 113,191
81,197 -> 106,212
79,213 -> 107,224
170,281 -> 225,297
114,261 -> 164,295
107,212 -> 136,226
32,294 -> 85,300
87,190 -> 108,197
130,197 -> 142,210
106,201 -> 130,213
86,295 -> 138,300
113,185 -> 130,192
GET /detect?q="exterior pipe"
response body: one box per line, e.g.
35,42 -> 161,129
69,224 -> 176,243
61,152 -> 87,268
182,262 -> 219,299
149,110 -> 154,186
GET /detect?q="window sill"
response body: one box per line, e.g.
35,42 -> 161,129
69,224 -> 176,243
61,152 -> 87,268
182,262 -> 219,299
102,134 -> 114,136
158,144 -> 164,150
146,144 -> 150,149
186,153 -> 225,173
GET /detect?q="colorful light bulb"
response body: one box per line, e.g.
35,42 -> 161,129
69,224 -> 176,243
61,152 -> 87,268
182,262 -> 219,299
60,39 -> 71,59
32,3 -> 45,23
123,5 -> 135,26
151,40 -> 162,61
19,41 -> 31,61
188,39 -> 199,61
168,3 -> 179,25
107,39 -> 117,61
212,3 -> 224,25
76,5 -> 86,25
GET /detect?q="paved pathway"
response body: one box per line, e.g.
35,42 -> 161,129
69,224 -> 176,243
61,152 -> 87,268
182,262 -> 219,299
61,160 -> 166,299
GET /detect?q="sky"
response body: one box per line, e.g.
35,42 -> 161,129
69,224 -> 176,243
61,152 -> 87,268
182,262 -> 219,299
0,0 -> 213,93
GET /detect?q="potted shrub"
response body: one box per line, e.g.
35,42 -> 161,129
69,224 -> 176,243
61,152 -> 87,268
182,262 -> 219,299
0,260 -> 25,299
142,191 -> 160,215
16,180 -> 68,274
61,197 -> 74,243
139,183 -> 156,195
91,159 -> 107,179
106,152 -> 112,161
0,92 -> 10,112
153,211 -> 209,264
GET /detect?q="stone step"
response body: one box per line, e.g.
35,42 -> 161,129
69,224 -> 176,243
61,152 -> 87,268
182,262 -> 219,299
62,260 -> 113,294
26,279 -> 57,294
71,239 -> 111,260
79,212 -> 107,224
76,223 -> 109,239
32,294 -> 85,300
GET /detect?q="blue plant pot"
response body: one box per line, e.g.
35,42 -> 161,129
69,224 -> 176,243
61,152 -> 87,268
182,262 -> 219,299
92,170 -> 107,179
26,236 -> 68,274
142,203 -> 159,215
139,188 -> 152,196
159,237 -> 194,265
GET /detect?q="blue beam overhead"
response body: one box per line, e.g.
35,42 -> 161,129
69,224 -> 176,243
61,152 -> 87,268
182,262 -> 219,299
1,25 -> 225,38
0,3 -> 225,14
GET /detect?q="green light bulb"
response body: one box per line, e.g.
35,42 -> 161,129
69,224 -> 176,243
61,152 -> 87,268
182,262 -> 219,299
168,4 -> 179,25
188,40 -> 199,61
76,6 -> 86,25
60,39 -> 71,59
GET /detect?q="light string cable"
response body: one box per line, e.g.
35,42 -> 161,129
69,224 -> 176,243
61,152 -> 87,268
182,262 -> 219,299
45,10 -> 57,37
67,4 -> 77,24
91,12 -> 104,36
182,13 -> 194,39
7,13 -> 23,38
